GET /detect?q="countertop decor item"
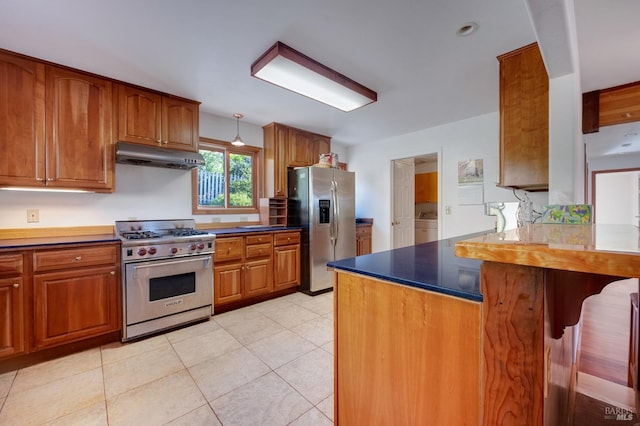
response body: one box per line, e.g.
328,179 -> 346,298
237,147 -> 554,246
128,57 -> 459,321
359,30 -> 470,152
541,204 -> 592,224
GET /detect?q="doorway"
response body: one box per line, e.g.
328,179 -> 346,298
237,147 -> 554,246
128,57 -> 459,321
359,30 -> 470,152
592,168 -> 640,225
391,153 -> 439,249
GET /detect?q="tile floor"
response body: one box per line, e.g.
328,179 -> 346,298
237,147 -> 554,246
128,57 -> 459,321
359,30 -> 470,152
0,291 -> 335,426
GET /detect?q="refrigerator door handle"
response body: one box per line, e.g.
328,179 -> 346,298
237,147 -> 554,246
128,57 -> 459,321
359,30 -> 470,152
331,180 -> 338,248
333,180 -> 340,246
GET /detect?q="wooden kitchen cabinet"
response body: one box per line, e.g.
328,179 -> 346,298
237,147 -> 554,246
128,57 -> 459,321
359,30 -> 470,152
415,172 -> 438,203
273,231 -> 301,291
117,84 -> 199,152
0,50 -> 114,192
497,43 -> 549,191
46,66 -> 114,192
0,253 -> 26,359
356,223 -> 373,256
0,51 -> 45,188
213,234 -> 273,308
263,123 -> 331,197
32,243 -> 120,350
213,230 -> 300,311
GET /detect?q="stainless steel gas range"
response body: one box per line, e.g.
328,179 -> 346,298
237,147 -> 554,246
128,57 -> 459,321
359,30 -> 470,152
115,219 -> 215,341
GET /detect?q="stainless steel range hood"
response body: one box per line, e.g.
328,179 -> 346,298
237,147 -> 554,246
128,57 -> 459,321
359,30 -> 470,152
116,142 -> 204,170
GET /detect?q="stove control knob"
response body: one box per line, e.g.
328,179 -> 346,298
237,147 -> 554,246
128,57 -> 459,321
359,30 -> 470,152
190,244 -> 197,251
137,248 -> 147,256
197,243 -> 205,250
148,247 -> 157,255
170,247 -> 178,255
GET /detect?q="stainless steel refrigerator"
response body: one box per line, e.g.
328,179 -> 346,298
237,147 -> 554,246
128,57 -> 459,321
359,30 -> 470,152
288,167 -> 356,294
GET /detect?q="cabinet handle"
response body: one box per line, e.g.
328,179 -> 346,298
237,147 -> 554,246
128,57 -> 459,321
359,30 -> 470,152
75,256 -> 82,261
287,237 -> 291,241
13,283 -> 19,288
36,177 -> 44,182
258,249 -> 262,254
227,248 -> 231,253
47,178 -> 54,182
110,271 -> 116,275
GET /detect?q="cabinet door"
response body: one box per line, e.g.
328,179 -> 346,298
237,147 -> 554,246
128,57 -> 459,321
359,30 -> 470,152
311,135 -> 331,165
415,173 -> 429,203
117,85 -> 163,146
274,244 -> 300,290
288,128 -> 313,167
214,262 -> 243,305
274,125 -> 288,197
244,258 -> 273,297
46,66 -> 114,191
498,43 -> 548,190
162,97 -> 199,151
0,277 -> 25,358
34,265 -> 119,349
0,52 -> 46,187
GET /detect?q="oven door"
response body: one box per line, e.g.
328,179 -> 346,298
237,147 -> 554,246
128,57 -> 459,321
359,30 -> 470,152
125,255 -> 213,325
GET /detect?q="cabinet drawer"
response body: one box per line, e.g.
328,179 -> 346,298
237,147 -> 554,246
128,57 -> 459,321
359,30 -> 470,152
274,232 -> 300,246
33,245 -> 117,273
215,237 -> 243,262
356,226 -> 372,236
0,253 -> 24,276
246,243 -> 272,259
246,234 -> 273,245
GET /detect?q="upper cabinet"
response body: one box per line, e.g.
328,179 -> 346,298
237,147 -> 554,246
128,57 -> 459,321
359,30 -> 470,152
582,80 -> 640,133
415,172 -> 437,203
0,50 -> 114,192
497,43 -> 549,191
0,51 -> 45,188
46,66 -> 114,191
117,85 -> 199,152
263,123 -> 331,198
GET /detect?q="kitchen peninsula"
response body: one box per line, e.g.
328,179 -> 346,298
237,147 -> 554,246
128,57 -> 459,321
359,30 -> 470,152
329,224 -> 640,425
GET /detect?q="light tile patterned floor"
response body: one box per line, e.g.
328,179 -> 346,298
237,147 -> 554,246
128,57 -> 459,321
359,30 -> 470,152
0,291 -> 335,426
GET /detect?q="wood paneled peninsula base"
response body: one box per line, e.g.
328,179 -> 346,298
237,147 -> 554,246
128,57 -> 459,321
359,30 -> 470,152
329,225 -> 640,425
454,224 -> 640,425
328,233 -> 485,425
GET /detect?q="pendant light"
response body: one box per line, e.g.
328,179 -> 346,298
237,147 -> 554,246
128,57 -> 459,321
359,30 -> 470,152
231,113 -> 245,146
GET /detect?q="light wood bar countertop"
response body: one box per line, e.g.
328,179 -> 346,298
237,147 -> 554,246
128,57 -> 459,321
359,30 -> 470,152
454,223 -> 640,278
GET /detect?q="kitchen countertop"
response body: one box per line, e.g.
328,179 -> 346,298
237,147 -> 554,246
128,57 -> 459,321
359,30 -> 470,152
454,223 -> 640,277
0,234 -> 120,250
328,232 -> 485,302
207,225 -> 300,235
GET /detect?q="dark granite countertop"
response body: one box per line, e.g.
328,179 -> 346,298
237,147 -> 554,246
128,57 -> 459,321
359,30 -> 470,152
0,234 -> 120,250
207,226 -> 301,236
327,232 -> 486,302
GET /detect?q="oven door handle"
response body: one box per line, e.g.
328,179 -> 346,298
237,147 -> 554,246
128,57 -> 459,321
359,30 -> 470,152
131,257 -> 211,278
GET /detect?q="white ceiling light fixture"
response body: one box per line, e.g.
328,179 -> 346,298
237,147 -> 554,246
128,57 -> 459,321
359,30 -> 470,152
251,41 -> 377,112
231,113 -> 245,146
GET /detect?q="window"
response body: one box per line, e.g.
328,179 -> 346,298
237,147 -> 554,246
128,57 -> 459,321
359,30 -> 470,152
192,137 -> 261,214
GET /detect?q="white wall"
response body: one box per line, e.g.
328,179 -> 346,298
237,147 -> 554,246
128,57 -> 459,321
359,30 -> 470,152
347,112 -> 546,252
549,73 -> 582,203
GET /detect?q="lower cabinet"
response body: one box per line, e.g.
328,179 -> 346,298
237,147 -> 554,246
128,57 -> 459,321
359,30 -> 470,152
214,234 -> 274,308
274,232 -> 301,291
356,224 -> 372,256
0,274 -> 25,359
33,265 -> 119,349
214,230 -> 300,311
0,242 -> 120,361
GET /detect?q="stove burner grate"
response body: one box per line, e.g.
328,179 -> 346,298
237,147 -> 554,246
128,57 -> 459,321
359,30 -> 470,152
170,229 -> 209,237
120,231 -> 164,240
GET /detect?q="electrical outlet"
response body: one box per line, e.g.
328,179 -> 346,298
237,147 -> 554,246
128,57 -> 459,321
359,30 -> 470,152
27,209 -> 39,223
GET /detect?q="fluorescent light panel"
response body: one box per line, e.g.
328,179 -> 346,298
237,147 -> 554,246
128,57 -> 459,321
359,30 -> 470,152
251,42 -> 377,112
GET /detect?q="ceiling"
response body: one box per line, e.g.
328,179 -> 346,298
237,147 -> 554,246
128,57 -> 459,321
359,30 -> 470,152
0,0 -> 638,149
